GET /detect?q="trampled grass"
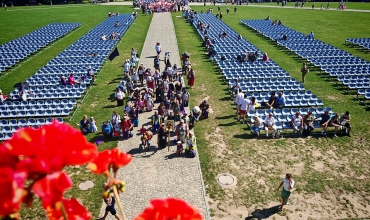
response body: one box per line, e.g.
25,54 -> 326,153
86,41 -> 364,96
174,5 -> 370,219
0,5 -> 151,218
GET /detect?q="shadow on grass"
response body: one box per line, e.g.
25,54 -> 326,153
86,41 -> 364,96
102,104 -> 117,109
218,121 -> 238,126
245,205 -> 280,220
215,115 -> 235,120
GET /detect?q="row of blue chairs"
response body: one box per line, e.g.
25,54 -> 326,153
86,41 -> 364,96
0,23 -> 80,72
346,38 -> 370,50
191,14 -> 335,124
1,15 -> 135,139
241,20 -> 370,94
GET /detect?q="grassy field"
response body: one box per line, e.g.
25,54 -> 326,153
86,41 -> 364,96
174,5 -> 370,219
0,5 -> 151,218
1,3 -> 370,219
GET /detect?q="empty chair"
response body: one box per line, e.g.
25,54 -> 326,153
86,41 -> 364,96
36,118 -> 46,125
11,125 -> 21,132
300,108 -> 308,115
278,115 -> 287,122
273,109 -> 282,116
61,109 -> 70,116
283,121 -> 291,130
26,110 -> 35,117
282,108 -> 290,116
18,119 -> 27,126
56,117 -> 63,123
53,110 -> 61,116
316,99 -> 324,106
8,119 -> 17,126
0,119 -> 8,126
0,133 -> 4,141
3,133 -> 13,141
45,110 -> 53,116
265,109 -> 273,116
35,110 -> 44,117
2,126 -> 11,133
32,125 -> 40,130
45,118 -> 53,124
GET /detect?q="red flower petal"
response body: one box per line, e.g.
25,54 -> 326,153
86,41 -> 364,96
134,198 -> 203,220
87,150 -> 112,175
0,168 -> 27,216
45,198 -> 92,220
0,145 -> 19,169
111,148 -> 132,172
33,172 -> 72,209
88,149 -> 132,175
1,121 -> 98,175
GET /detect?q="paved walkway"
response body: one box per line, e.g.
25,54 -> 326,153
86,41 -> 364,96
100,12 -> 210,220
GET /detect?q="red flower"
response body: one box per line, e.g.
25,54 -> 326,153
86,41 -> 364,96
1,121 -> 98,176
45,198 -> 92,220
88,149 -> 132,176
110,148 -> 132,174
33,172 -> 72,209
134,198 -> 203,220
0,145 -> 19,169
0,168 -> 27,217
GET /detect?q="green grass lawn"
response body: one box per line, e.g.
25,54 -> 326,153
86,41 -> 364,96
174,6 -> 370,219
0,5 -> 151,218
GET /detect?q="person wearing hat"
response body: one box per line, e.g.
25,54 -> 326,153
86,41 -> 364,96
151,111 -> 162,132
176,141 -> 184,155
314,110 -> 330,138
264,112 -> 277,138
199,100 -> 210,119
185,131 -> 197,154
157,123 -> 167,148
251,115 -> 264,139
291,111 -> 303,135
175,119 -> 188,143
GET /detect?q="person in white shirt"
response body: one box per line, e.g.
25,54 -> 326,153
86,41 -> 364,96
277,173 -> 295,211
111,111 -> 121,125
291,111 -> 303,135
115,87 -> 125,106
252,115 -> 264,138
123,60 -> 130,73
155,42 -> 161,55
264,112 -> 277,138
238,94 -> 250,123
231,79 -> 241,100
235,88 -> 244,117
101,34 -> 106,41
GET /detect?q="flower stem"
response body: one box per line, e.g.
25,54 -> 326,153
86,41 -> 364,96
60,202 -> 68,220
113,185 -> 127,220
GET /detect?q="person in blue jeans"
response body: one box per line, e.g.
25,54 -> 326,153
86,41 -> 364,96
251,115 -> 264,139
314,110 -> 330,138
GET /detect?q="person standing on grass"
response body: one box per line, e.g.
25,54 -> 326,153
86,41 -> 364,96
300,62 -> 308,84
238,94 -> 250,123
277,173 -> 295,211
235,88 -> 244,117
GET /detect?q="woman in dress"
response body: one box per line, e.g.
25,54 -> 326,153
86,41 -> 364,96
187,68 -> 195,88
248,96 -> 257,113
157,123 -> 167,148
89,117 -> 98,133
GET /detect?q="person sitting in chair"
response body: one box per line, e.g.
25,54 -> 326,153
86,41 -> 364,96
340,111 -> 352,137
264,112 -> 277,139
314,110 -> 330,138
291,111 -> 303,135
303,111 -> 315,135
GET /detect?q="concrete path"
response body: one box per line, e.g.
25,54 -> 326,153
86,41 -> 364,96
99,12 -> 210,220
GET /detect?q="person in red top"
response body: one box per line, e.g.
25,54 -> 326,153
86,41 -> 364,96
120,117 -> 133,140
0,89 -> 10,102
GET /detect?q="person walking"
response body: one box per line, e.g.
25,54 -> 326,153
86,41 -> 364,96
276,173 -> 295,211
300,62 -> 308,84
97,184 -> 121,220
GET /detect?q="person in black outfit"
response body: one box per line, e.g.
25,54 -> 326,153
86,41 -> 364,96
154,55 -> 161,71
157,123 -> 167,148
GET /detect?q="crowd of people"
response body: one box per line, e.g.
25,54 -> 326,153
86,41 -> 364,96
79,42 -> 209,157
135,0 -> 189,13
